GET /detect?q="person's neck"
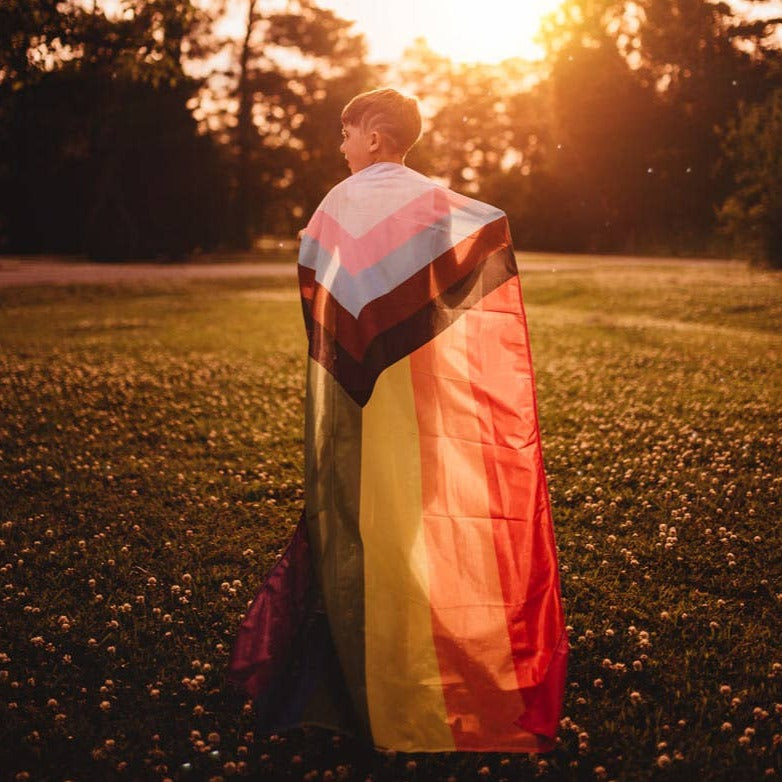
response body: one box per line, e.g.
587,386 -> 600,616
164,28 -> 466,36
374,153 -> 405,166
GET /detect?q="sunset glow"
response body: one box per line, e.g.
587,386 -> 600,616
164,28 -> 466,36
324,0 -> 565,63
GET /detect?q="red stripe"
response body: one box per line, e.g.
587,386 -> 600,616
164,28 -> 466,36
407,278 -> 569,750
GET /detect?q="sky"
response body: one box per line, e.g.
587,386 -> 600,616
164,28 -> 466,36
317,0 -> 782,64
100,0 -> 782,64
316,0 -> 564,63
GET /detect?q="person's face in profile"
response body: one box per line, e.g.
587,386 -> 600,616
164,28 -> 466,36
339,123 -> 378,174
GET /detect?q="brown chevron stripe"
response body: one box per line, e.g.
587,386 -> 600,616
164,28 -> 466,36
301,244 -> 518,407
299,216 -> 511,364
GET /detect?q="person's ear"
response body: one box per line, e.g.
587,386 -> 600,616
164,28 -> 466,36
368,130 -> 381,152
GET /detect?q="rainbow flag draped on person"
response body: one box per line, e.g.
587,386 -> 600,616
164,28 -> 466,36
229,162 -> 567,753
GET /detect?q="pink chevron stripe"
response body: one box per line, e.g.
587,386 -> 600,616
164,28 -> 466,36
303,188 -> 474,275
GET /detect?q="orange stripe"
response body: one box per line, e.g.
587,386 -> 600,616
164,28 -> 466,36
410,315 -> 535,751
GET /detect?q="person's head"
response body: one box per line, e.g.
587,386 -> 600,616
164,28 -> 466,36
339,88 -> 422,174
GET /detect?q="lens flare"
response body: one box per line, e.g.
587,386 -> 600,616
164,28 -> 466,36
328,0 -> 564,63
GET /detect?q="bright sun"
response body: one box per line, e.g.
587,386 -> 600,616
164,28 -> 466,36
419,0 -> 564,63
328,0 -> 565,64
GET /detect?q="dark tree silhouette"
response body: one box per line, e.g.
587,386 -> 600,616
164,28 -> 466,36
633,0 -> 782,252
717,87 -> 782,266
0,0 -> 231,260
2,0 -> 781,260
545,40 -> 664,253
535,0 -> 782,254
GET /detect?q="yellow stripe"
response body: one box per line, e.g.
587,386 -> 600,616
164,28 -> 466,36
360,356 -> 454,751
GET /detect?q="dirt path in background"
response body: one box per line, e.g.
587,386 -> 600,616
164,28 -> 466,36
0,254 -> 739,288
0,258 -> 297,288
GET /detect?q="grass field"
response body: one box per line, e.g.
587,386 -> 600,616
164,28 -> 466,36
1,258 -> 781,782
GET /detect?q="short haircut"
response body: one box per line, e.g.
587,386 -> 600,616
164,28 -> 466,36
341,88 -> 422,156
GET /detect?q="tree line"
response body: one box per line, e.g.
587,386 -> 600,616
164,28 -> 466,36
1,0 -> 781,265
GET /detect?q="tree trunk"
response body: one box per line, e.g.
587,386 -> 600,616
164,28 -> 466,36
235,0 -> 259,250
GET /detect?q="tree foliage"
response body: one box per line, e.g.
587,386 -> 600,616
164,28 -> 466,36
0,0 -> 373,258
1,0 -> 782,259
0,0 -> 232,259
717,88 -> 782,266
510,0 -> 781,253
545,40 -> 663,252
206,0 -> 376,245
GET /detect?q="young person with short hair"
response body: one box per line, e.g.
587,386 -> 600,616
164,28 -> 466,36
339,87 -> 422,172
231,87 -> 567,756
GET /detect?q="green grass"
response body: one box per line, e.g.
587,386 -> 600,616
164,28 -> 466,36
1,260 -> 781,782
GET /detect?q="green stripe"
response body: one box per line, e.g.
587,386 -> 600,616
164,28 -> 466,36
304,358 -> 370,733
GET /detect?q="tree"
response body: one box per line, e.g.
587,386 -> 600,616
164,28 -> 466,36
208,0 -> 376,244
0,0 -> 233,259
544,38 -> 666,253
717,88 -> 782,266
0,0 -> 76,89
536,0 -> 782,254
399,40 -> 545,193
631,0 -> 782,251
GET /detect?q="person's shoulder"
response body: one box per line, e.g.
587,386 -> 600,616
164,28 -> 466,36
317,164 -> 422,207
398,167 -> 507,217
316,164 -> 506,223
319,176 -> 351,206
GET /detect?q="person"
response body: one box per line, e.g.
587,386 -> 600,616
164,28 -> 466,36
338,88 -> 420,174
230,88 -> 567,754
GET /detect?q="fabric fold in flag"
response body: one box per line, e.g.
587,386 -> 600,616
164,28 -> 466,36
229,161 -> 567,753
